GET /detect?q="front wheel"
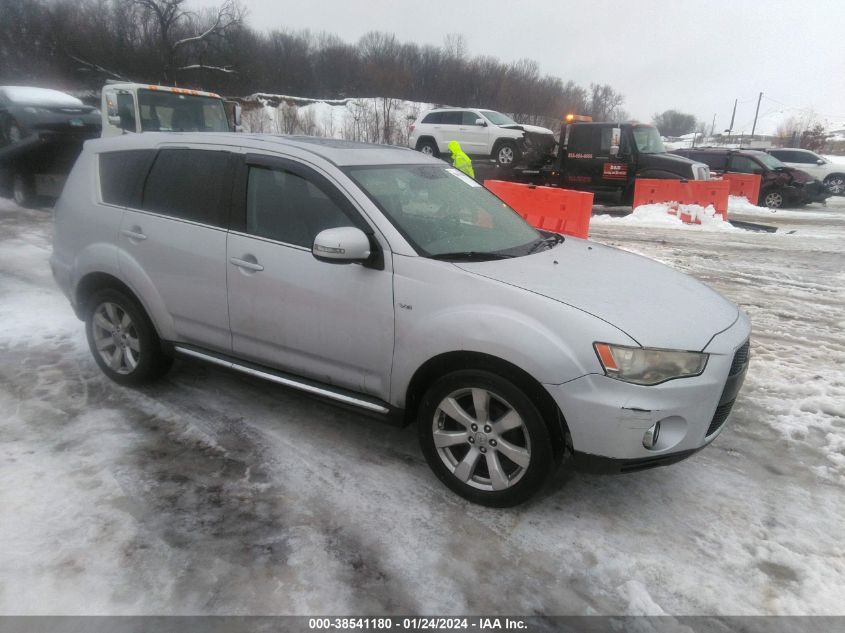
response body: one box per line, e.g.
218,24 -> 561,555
418,370 -> 554,507
494,141 -> 520,166
13,172 -> 35,208
85,288 -> 173,385
823,174 -> 845,196
761,189 -> 785,209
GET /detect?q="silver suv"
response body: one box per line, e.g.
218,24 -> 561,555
51,133 -> 751,506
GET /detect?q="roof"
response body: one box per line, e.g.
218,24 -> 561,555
104,83 -> 221,99
86,132 -> 435,167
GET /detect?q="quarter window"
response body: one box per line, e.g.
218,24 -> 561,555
245,166 -> 355,248
141,149 -> 231,226
99,150 -> 156,207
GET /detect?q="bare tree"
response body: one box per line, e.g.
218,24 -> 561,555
130,0 -> 244,81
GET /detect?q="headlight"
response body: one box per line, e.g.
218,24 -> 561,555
594,342 -> 708,385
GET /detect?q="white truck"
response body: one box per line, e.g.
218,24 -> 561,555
101,82 -> 241,136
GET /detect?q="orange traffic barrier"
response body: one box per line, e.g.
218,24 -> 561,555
633,178 -> 730,219
484,180 -> 594,239
721,173 -> 761,205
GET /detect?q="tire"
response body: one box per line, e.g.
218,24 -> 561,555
416,138 -> 439,158
84,288 -> 173,385
823,174 -> 845,196
761,189 -> 784,209
418,369 -> 555,507
12,172 -> 35,208
494,141 -> 520,167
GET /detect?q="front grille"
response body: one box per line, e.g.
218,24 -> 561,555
729,341 -> 750,376
707,399 -> 735,436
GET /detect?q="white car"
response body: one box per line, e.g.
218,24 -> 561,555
766,148 -> 845,195
409,107 -> 555,166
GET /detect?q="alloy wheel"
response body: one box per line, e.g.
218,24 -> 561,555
825,176 -> 845,195
432,387 -> 531,491
92,301 -> 141,375
497,145 -> 515,164
420,144 -> 434,155
764,191 -> 784,209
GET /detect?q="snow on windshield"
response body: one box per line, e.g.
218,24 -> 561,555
3,86 -> 83,107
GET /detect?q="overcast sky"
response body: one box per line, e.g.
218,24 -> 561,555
213,0 -> 845,134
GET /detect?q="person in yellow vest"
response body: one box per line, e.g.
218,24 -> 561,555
448,140 -> 475,179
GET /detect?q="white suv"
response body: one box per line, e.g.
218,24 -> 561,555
409,108 -> 555,166
766,148 -> 845,195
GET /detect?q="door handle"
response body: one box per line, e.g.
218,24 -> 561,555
229,256 -> 264,272
121,228 -> 147,241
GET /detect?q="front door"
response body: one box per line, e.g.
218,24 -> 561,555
226,155 -> 395,399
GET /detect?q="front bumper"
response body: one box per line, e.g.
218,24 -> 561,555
546,311 -> 751,470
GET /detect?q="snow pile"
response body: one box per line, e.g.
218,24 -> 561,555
592,202 -> 740,232
240,94 -> 435,146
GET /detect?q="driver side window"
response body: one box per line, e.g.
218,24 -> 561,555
728,155 -> 761,174
246,166 -> 356,248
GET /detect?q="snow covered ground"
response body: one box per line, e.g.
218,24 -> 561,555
0,195 -> 844,615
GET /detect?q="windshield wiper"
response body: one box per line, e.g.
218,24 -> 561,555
526,233 -> 564,255
430,251 -> 514,261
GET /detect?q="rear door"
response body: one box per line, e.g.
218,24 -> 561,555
437,110 -> 464,152
118,147 -> 233,352
226,154 -> 394,399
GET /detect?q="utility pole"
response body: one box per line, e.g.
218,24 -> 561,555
710,113 -> 716,137
725,99 -> 737,145
750,91 -> 763,138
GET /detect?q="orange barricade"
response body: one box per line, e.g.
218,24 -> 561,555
633,178 -> 730,219
721,173 -> 761,205
484,180 -> 594,239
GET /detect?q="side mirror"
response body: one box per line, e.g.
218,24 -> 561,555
312,227 -> 372,264
475,118 -> 487,127
609,126 -> 621,156
817,159 -> 825,165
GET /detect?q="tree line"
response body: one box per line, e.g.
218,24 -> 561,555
1,0 -> 629,124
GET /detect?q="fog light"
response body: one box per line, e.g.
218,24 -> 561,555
642,421 -> 661,449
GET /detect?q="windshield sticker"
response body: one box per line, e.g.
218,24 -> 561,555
446,168 -> 482,187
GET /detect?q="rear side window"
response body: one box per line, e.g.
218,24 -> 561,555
440,111 -> 462,125
421,112 -> 442,124
694,152 -> 727,171
142,149 -> 231,226
99,150 -> 156,207
245,166 -> 355,248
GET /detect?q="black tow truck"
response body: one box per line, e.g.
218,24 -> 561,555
476,115 -> 710,203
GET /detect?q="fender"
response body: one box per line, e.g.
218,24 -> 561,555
389,256 -> 637,408
113,247 -> 178,341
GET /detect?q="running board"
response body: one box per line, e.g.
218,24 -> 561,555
173,345 -> 392,416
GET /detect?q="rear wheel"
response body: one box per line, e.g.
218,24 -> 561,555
761,189 -> 785,209
823,174 -> 845,196
416,139 -> 439,158
418,370 -> 554,507
85,288 -> 172,385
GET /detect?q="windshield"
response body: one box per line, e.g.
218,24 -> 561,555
632,125 -> 666,154
480,110 -> 517,126
138,89 -> 229,132
755,153 -> 786,169
346,165 -> 543,259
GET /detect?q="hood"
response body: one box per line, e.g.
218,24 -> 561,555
782,166 -> 815,184
500,123 -> 555,136
455,239 -> 739,351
